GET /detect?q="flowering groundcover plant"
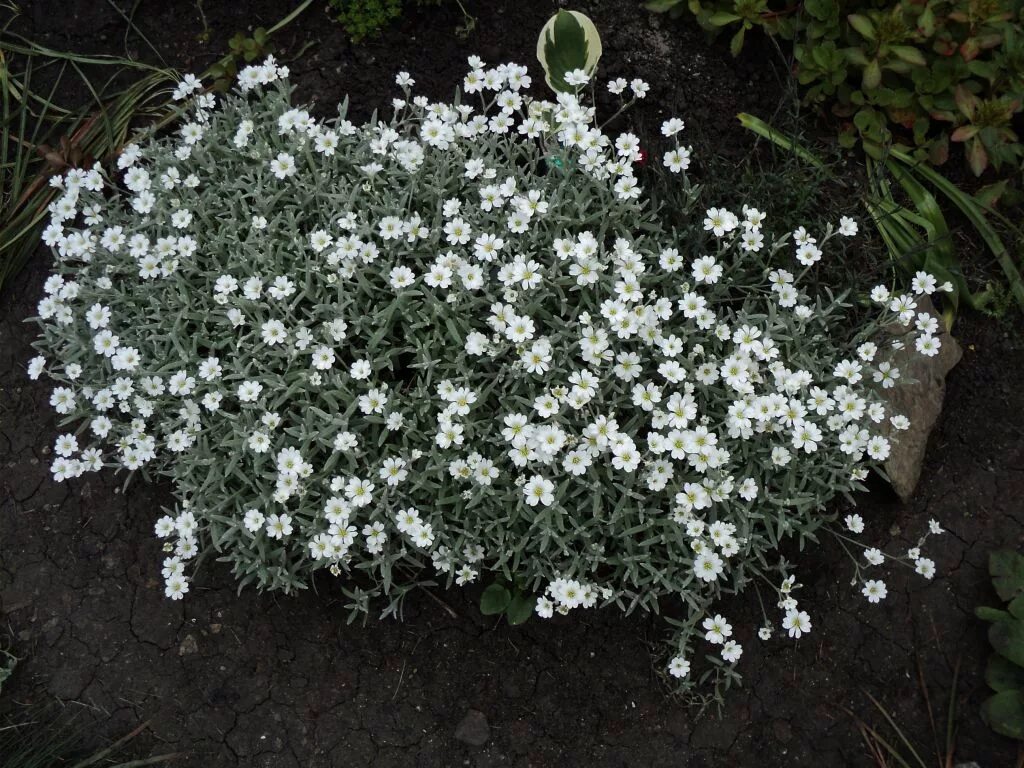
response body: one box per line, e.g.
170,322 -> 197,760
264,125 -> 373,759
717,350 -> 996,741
28,54 -> 949,697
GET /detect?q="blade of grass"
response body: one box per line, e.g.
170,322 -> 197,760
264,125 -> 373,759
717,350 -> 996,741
103,0 -> 168,67
866,158 -> 984,323
914,656 -> 941,768
889,147 -> 1024,310
69,720 -> 151,768
267,0 -> 316,34
865,691 -> 929,768
109,757 -> 184,767
737,112 -> 827,170
855,720 -> 891,767
944,658 -> 959,768
847,708 -> 916,768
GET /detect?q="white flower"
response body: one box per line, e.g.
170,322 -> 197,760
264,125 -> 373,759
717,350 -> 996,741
536,597 -> 554,619
864,548 -> 885,566
782,609 -> 811,638
165,575 -> 190,600
563,68 -> 590,87
243,509 -> 265,532
915,557 -> 936,579
523,476 -> 555,507
661,118 -> 685,136
693,551 -> 724,582
862,580 -> 887,603
721,640 -> 743,663
702,614 -> 732,645
915,335 -> 941,357
691,255 -> 723,284
237,381 -> 263,402
269,152 -> 297,179
668,656 -> 690,678
911,271 -> 937,295
663,147 -> 691,173
265,513 -> 293,539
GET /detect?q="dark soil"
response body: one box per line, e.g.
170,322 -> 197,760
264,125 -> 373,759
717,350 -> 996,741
2,1 -> 1023,765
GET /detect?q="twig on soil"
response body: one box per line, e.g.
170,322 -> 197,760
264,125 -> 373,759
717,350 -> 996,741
417,586 -> 459,620
391,659 -> 407,701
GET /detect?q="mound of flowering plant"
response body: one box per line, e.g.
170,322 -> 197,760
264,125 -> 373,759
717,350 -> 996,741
28,53 -> 950,696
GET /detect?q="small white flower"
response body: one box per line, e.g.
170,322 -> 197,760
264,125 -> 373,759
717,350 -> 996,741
862,580 -> 887,603
782,609 -> 812,639
523,475 -> 555,507
269,152 -> 297,179
844,514 -> 865,534
668,656 -> 690,678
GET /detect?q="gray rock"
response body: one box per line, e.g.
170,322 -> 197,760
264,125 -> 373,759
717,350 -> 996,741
882,297 -> 962,500
454,709 -> 490,746
178,633 -> 199,656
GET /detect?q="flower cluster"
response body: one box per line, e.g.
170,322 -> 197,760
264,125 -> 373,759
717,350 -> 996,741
28,55 -> 945,694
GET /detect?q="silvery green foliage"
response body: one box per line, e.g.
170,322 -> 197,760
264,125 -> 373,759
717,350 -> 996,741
28,55 -> 946,695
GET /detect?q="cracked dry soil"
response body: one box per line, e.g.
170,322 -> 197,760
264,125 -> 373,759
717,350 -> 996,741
2,1 -> 1023,765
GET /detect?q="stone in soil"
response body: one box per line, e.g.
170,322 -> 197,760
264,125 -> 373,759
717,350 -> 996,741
454,709 -> 490,746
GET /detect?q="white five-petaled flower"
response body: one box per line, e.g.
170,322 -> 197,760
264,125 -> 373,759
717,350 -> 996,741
523,475 -> 555,507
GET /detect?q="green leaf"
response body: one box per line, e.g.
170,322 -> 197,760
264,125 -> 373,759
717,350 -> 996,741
708,11 -> 741,26
1011,595 -> 1024,620
982,690 -> 1024,740
480,583 -> 511,615
862,59 -> 882,90
730,26 -> 745,57
644,0 -> 683,10
537,10 -> 602,93
917,8 -> 936,36
987,654 -> 1024,693
843,47 -> 869,67
951,125 -> 980,142
975,180 -> 1007,208
991,550 -> 1024,602
506,592 -> 535,625
978,606 -> 1014,622
804,0 -> 835,21
966,137 -> 988,176
990,620 -> 1024,668
890,46 -> 926,67
847,14 -> 876,40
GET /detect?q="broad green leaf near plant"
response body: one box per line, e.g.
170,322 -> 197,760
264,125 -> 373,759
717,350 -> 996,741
987,653 -> 1024,693
480,583 -> 512,614
989,619 -> 1024,669
978,549 -> 1024,740
983,690 -> 1024,740
536,10 -> 602,93
479,583 -> 535,625
506,592 -> 535,625
990,548 -> 1024,603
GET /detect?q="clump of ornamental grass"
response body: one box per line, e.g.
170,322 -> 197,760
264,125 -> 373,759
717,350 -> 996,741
27,55 -> 950,698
